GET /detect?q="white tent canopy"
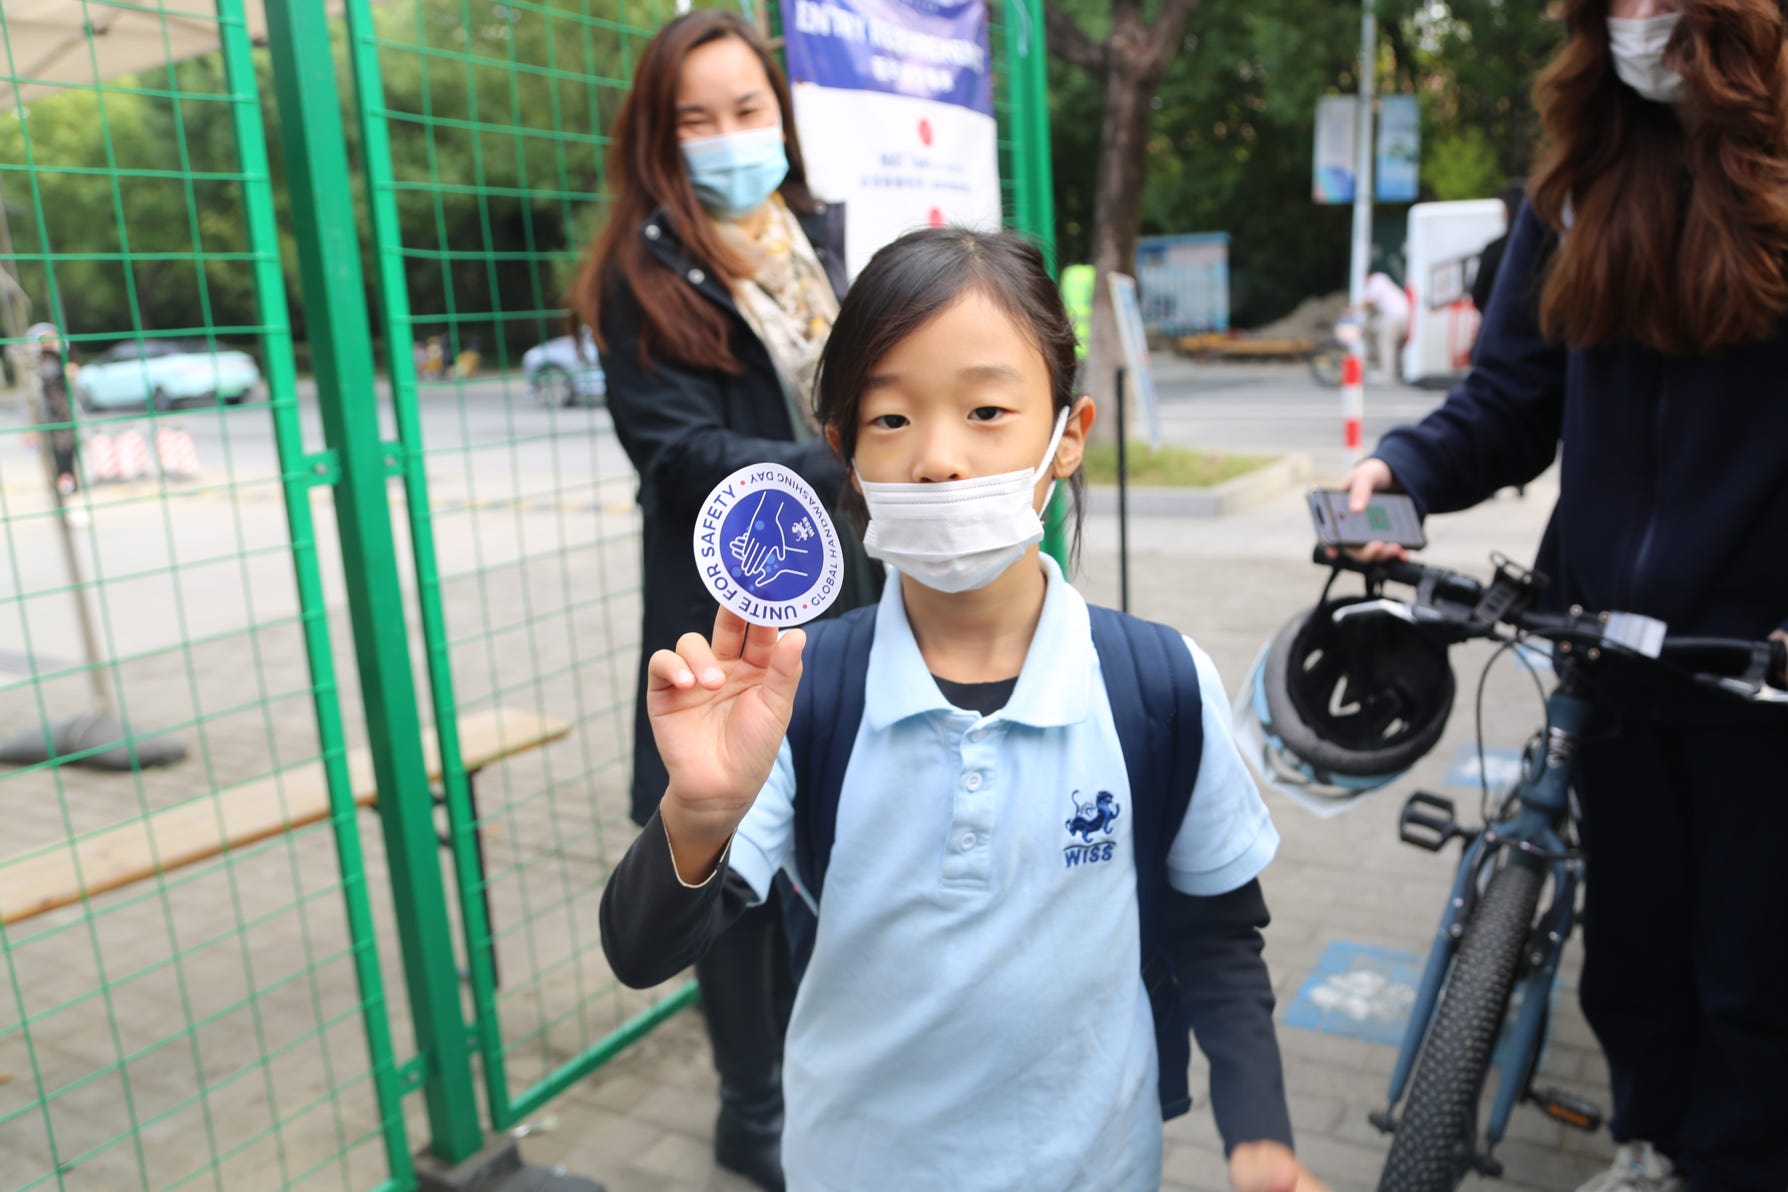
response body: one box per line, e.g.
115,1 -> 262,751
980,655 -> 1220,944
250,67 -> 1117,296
3,0 -> 348,106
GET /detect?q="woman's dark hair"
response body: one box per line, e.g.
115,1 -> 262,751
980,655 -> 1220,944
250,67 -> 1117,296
813,226 -> 1086,562
1530,0 -> 1788,354
568,11 -> 817,373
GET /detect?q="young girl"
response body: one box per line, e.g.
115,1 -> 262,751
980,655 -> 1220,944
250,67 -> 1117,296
600,228 -> 1324,1192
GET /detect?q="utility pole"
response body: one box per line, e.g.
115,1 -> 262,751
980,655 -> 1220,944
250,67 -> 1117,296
1349,0 -> 1377,308
1341,0 -> 1377,462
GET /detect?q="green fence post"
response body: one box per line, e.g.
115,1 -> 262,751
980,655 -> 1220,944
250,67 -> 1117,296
998,0 -> 1069,564
1002,0 -> 1056,267
261,0 -> 487,1164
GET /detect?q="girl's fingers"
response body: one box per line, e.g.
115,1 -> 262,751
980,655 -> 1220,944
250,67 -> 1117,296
739,619 -> 783,670
710,606 -> 749,661
646,648 -> 696,693
756,628 -> 806,719
674,631 -> 726,688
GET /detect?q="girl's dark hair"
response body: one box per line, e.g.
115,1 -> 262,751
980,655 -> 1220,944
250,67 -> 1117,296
813,226 -> 1086,562
1530,0 -> 1788,354
569,11 -> 817,373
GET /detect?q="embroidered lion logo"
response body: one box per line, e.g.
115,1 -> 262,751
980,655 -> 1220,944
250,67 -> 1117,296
1065,790 -> 1121,842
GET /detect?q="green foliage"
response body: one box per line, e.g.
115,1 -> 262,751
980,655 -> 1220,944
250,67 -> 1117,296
1081,442 -> 1270,488
1050,0 -> 1563,327
1424,126 -> 1505,202
2,0 -> 654,364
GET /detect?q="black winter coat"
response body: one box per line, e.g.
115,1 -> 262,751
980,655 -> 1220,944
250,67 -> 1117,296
600,204 -> 881,824
1376,202 -> 1788,652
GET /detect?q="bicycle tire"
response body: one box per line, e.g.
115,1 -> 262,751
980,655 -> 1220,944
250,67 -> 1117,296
1309,342 -> 1347,388
1377,860 -> 1545,1192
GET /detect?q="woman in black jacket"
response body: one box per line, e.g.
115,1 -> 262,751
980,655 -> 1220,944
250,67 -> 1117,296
568,13 -> 878,1190
1345,3 -> 1788,1190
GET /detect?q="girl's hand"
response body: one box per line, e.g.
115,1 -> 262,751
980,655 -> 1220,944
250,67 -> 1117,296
647,607 -> 805,881
1327,456 -> 1408,564
1228,1141 -> 1330,1192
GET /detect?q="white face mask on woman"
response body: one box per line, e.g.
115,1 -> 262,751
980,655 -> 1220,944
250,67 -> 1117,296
856,407 -> 1070,594
1607,13 -> 1685,104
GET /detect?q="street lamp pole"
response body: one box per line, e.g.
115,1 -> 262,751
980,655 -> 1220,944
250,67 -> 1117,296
1342,0 -> 1377,462
1350,0 -> 1377,309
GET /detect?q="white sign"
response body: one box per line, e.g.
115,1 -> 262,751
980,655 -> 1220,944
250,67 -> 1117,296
1107,273 -> 1162,448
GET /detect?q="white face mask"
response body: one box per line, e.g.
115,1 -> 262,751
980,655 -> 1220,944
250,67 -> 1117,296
1607,13 -> 1684,104
856,407 -> 1071,594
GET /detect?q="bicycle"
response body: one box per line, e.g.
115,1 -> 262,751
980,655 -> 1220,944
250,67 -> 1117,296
1301,547 -> 1787,1192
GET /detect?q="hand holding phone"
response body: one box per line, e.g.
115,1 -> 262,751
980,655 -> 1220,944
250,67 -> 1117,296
1308,487 -> 1426,549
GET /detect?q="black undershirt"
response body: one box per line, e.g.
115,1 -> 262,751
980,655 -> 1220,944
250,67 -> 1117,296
931,674 -> 1018,717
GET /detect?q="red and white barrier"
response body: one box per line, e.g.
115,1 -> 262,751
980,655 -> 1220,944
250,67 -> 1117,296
117,430 -> 151,479
155,427 -> 199,477
85,432 -> 120,482
1342,350 -> 1365,462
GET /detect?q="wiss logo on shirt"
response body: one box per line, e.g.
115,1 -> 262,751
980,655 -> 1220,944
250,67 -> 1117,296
1063,788 -> 1122,867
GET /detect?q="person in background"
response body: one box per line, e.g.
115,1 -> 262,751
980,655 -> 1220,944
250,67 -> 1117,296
1343,2 -> 1788,1188
567,12 -> 878,1191
29,323 -> 79,497
1361,270 -> 1409,383
1470,183 -> 1529,319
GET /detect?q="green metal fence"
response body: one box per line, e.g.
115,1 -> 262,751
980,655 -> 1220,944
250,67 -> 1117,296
0,0 -> 1053,1187
0,2 -> 415,1189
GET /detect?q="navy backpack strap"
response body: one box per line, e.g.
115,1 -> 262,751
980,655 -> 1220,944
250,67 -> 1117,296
1086,605 -> 1204,1118
786,605 -> 878,906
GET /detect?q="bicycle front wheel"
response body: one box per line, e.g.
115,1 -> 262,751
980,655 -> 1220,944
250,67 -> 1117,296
1377,860 -> 1545,1192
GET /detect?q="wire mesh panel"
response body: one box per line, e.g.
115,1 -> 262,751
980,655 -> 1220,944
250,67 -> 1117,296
0,4 -> 414,1189
340,0 -> 697,1130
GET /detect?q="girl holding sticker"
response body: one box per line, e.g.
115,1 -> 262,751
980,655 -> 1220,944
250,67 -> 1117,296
569,12 -> 878,1189
600,228 -> 1326,1192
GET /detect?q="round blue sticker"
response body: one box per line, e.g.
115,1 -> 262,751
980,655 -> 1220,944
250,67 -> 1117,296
692,464 -> 844,627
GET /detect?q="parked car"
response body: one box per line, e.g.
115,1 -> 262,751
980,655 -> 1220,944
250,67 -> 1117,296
522,327 -> 605,407
75,340 -> 262,411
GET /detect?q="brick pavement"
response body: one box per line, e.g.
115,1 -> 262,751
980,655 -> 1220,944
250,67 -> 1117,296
524,467 -> 1621,1192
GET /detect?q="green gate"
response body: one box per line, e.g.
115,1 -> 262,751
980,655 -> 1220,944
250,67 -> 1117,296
0,1 -> 415,1188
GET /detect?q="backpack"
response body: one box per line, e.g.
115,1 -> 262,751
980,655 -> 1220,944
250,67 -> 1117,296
783,603 -> 1208,1119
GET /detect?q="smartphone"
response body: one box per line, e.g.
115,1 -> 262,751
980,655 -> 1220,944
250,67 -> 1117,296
1307,488 -> 1427,549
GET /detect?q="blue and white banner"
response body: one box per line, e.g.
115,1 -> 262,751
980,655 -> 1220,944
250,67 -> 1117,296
785,0 -> 1002,278
786,0 -> 993,115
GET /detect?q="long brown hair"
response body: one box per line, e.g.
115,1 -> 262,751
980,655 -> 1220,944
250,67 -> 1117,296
569,11 -> 816,373
1529,0 -> 1788,355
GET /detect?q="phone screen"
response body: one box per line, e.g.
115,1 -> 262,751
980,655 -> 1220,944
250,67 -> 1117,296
1308,489 -> 1426,549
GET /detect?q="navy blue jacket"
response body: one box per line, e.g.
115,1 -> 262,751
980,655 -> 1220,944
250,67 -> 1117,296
1375,202 -> 1788,644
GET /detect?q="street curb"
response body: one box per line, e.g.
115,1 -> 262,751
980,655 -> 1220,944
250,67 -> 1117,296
1085,453 -> 1314,518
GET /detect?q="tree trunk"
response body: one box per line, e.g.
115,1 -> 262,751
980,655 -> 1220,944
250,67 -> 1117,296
1083,28 -> 1159,442
1047,0 -> 1200,444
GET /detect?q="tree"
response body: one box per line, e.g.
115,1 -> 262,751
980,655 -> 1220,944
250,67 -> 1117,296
1046,0 -> 1203,431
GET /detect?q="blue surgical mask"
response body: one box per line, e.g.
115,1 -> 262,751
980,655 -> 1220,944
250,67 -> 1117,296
681,124 -> 789,220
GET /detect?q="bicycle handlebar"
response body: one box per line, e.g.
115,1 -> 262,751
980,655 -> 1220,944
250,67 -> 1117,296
1312,546 -> 1788,700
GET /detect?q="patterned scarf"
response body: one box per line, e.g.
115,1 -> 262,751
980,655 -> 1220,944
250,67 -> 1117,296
718,194 -> 839,438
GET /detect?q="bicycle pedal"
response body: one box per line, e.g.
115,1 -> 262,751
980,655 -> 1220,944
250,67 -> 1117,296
1531,1088 -> 1603,1132
1398,791 -> 1462,852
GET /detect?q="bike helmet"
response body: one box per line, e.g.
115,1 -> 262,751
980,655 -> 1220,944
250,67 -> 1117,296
1249,595 -> 1455,794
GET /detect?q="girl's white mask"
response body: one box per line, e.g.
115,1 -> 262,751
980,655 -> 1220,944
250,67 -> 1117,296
856,407 -> 1071,594
1607,13 -> 1685,105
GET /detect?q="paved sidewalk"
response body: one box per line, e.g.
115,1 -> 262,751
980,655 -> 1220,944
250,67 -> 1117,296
527,469 -> 1619,1192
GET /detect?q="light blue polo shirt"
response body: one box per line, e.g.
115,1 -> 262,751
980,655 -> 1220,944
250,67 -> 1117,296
729,555 -> 1279,1192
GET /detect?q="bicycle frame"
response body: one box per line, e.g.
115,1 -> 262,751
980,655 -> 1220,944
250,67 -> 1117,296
1379,679 -> 1593,1150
